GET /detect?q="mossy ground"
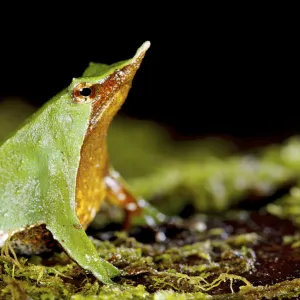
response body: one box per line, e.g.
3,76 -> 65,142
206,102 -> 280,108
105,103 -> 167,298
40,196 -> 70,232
2,100 -> 300,299
2,211 -> 300,299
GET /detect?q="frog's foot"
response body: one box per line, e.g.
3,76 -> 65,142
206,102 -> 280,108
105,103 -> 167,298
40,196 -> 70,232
47,219 -> 120,284
105,170 -> 167,229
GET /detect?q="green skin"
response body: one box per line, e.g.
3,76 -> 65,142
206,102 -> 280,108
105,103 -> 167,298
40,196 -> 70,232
0,42 -> 150,284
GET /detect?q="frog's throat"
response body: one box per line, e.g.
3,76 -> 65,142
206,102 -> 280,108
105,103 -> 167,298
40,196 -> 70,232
75,52 -> 147,228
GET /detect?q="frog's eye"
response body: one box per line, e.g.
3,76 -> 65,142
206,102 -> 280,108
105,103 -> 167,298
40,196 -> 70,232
72,83 -> 100,104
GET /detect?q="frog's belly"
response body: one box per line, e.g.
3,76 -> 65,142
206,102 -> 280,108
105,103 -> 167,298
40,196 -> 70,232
75,179 -> 106,229
74,119 -> 109,230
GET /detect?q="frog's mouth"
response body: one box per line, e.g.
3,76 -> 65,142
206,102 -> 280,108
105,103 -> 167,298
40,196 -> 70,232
74,43 -> 150,228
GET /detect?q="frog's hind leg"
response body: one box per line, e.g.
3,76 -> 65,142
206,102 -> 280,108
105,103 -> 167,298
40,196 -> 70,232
104,168 -> 166,229
46,217 -> 120,284
105,169 -> 141,229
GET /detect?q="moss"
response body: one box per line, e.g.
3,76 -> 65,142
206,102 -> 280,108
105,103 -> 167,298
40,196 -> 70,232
266,186 -> 300,226
2,220 -> 300,299
213,278 -> 300,300
0,231 -> 255,298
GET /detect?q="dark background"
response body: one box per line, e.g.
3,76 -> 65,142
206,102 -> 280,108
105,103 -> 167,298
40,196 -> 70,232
0,8 -> 298,147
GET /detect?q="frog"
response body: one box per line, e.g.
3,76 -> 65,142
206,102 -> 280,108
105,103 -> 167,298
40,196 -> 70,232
0,41 -> 162,284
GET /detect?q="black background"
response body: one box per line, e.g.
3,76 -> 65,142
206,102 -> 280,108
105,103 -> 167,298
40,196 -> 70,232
0,7 -> 298,147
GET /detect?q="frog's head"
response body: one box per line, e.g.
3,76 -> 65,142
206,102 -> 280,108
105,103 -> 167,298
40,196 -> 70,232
68,41 -> 150,133
67,41 -> 151,228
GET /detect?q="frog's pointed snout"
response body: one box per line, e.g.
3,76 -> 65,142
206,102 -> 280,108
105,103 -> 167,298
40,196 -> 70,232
131,41 -> 151,67
134,41 -> 151,59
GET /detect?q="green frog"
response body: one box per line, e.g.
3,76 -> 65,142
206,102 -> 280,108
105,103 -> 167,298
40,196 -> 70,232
0,41 -> 163,284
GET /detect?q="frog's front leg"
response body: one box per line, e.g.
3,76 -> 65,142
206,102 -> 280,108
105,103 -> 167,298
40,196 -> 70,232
104,168 -> 167,229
